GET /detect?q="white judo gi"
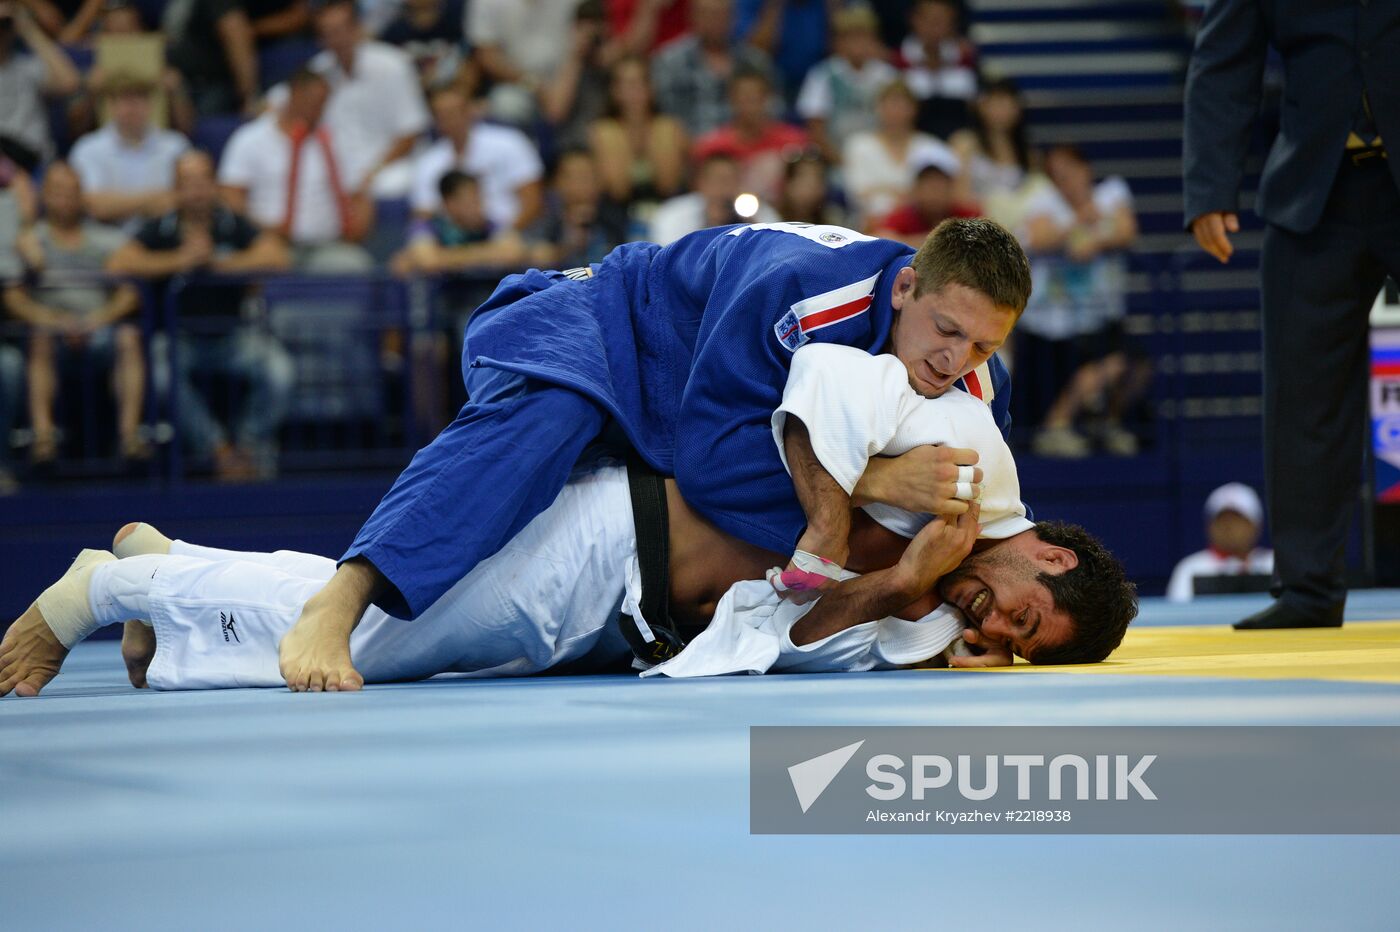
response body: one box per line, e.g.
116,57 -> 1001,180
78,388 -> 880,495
110,463 -> 640,690
641,343 -> 1032,678
106,344 -> 1029,689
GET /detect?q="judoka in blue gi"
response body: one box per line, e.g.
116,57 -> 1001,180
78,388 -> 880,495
276,218 -> 1033,691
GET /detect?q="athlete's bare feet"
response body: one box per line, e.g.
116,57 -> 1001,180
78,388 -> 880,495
121,623 -> 156,688
112,522 -> 171,688
277,558 -> 382,692
0,603 -> 69,697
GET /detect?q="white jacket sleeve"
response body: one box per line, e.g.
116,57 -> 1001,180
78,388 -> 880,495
639,577 -> 965,678
771,344 -> 918,494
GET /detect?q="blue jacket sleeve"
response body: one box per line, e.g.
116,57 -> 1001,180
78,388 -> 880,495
671,227 -> 906,555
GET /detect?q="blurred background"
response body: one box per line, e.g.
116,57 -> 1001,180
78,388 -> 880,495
2,0 -> 1398,622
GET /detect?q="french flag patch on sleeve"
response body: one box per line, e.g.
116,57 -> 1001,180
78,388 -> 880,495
774,272 -> 882,352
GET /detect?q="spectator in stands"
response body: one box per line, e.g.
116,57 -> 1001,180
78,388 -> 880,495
163,0 -> 260,117
108,150 -> 293,481
392,169 -> 529,275
467,0 -> 583,124
411,82 -> 544,232
219,67 -> 374,270
1167,483 -> 1275,602
949,77 -> 1031,206
605,0 -> 689,56
64,4 -> 199,140
57,0 -> 146,45
648,150 -> 776,245
0,1 -> 82,163
796,4 -> 897,166
691,68 -> 808,204
735,0 -> 830,104
841,78 -> 957,226
898,0 -> 977,139
246,0 -> 311,44
651,0 -> 774,137
379,0 -> 466,89
69,72 -> 191,232
527,148 -> 629,269
1016,145 -> 1146,459
775,149 -> 842,226
869,151 -> 979,246
4,163 -> 146,466
0,148 -> 32,492
589,54 -> 687,212
542,0 -> 627,152
303,0 -> 430,197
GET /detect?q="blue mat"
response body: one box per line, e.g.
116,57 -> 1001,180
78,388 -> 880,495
4,595 -> 1399,929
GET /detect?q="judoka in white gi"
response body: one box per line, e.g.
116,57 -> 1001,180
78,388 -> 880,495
0,347 -> 1136,695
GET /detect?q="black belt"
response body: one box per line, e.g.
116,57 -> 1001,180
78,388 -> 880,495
1346,145 -> 1387,167
618,456 -> 692,665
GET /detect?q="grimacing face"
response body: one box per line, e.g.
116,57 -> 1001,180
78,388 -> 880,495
938,534 -> 1078,663
886,267 -> 1017,398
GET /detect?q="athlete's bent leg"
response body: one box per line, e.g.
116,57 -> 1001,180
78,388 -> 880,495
280,368 -> 608,693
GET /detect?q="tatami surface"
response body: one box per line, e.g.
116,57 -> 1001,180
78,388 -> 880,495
3,592 -> 1399,929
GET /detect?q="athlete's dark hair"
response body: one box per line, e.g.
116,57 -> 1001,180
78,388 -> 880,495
910,217 -> 1032,313
1027,521 -> 1137,665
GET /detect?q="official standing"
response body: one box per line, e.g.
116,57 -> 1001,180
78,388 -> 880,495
1184,0 -> 1400,628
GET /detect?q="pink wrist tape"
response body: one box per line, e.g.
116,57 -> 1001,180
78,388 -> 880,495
767,550 -> 844,594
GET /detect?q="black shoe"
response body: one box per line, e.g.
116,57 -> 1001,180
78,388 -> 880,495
1233,601 -> 1344,630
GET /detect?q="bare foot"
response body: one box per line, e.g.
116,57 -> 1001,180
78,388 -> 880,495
112,522 -> 169,688
278,559 -> 383,692
0,604 -> 70,697
279,605 -> 363,692
121,622 -> 156,688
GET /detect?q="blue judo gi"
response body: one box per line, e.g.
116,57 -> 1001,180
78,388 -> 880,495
346,223 -> 1011,618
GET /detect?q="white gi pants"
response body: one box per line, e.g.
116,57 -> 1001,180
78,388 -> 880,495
104,465 -> 637,690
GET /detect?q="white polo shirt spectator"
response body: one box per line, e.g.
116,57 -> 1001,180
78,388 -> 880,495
309,40 -> 430,187
410,123 -> 543,229
219,113 -> 371,245
796,56 -> 899,154
842,130 -> 958,224
69,124 -> 190,227
899,34 -> 978,102
467,0 -> 580,82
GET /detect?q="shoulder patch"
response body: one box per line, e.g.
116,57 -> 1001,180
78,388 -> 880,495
775,272 -> 882,353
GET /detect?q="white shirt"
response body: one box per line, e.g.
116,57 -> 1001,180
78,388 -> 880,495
308,42 -> 430,171
1019,175 -> 1135,339
899,36 -> 978,101
841,131 -> 957,224
644,344 -> 1030,678
795,56 -> 899,149
648,192 -> 780,246
467,0 -> 581,80
219,115 -> 371,245
70,124 -> 190,199
1167,548 -> 1274,602
410,125 -> 543,229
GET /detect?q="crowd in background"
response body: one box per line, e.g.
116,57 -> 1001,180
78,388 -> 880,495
0,0 -> 1146,490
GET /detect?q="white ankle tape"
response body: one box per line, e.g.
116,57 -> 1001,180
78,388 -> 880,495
114,523 -> 172,559
35,550 -> 115,649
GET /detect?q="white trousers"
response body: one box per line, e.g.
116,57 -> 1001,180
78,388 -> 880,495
101,465 -> 637,690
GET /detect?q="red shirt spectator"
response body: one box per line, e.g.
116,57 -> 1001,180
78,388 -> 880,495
607,0 -> 690,54
691,69 -> 808,202
871,162 -> 980,247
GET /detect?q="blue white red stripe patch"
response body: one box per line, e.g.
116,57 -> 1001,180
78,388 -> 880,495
774,272 -> 881,352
